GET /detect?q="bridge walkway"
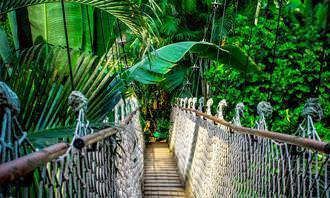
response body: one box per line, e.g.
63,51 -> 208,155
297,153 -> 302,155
144,143 -> 186,198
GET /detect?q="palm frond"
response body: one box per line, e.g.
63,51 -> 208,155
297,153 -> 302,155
1,43 -> 127,134
0,26 -> 14,64
0,0 -> 146,35
161,16 -> 180,35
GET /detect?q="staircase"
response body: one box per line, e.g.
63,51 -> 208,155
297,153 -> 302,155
144,143 -> 186,197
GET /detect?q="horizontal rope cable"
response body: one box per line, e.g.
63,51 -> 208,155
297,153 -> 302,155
0,109 -> 138,185
170,105 -> 330,197
180,107 -> 330,154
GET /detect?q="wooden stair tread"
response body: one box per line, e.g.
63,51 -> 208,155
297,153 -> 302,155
144,190 -> 186,196
144,180 -> 182,184
144,143 -> 186,198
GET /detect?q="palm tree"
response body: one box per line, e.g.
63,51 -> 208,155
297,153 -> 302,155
0,0 -> 152,147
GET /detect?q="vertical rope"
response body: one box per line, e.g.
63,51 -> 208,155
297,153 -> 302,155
316,40 -> 326,95
116,19 -> 128,68
100,12 -> 108,61
195,59 -> 202,98
218,0 -> 227,46
210,1 -> 218,43
85,5 -> 93,51
105,14 -> 113,55
60,0 -> 75,91
267,0 -> 283,101
202,10 -> 216,41
232,0 -> 239,37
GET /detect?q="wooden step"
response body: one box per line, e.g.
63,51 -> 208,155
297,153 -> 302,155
144,143 -> 186,197
144,183 -> 183,187
144,176 -> 181,180
145,169 -> 179,172
144,189 -> 186,196
144,186 -> 185,192
144,179 -> 182,184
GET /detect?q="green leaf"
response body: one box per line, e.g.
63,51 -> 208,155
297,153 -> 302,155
27,127 -> 74,148
161,16 -> 179,35
0,27 -> 14,64
182,0 -> 197,13
0,0 -> 147,35
2,44 -> 127,134
7,11 -> 20,56
27,3 -> 93,51
153,131 -> 168,139
161,66 -> 186,92
221,45 -> 259,72
128,41 -> 259,84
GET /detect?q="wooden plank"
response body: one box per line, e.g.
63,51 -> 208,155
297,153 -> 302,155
144,143 -> 186,198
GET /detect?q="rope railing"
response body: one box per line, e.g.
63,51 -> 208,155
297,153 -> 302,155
0,82 -> 144,197
170,97 -> 330,197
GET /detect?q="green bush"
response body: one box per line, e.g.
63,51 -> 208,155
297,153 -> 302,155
205,2 -> 329,140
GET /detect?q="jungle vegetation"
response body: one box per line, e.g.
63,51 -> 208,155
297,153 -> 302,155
0,0 -> 328,146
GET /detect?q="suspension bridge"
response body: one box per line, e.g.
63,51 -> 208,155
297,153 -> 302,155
0,81 -> 329,197
0,0 -> 329,197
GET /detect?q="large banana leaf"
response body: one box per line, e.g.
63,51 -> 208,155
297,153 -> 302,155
0,0 -> 145,34
27,3 -> 93,51
161,66 -> 186,92
27,3 -> 116,54
128,41 -> 259,84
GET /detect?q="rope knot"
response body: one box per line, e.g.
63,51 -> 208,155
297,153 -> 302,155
206,98 -> 213,115
198,97 -> 204,111
188,98 -> 193,108
302,98 -> 323,121
217,99 -> 227,119
191,97 -> 197,109
68,91 -> 88,112
235,102 -> 245,117
183,97 -> 188,108
257,101 -> 273,118
218,99 -> 227,109
180,98 -> 184,107
232,102 -> 245,126
0,81 -> 20,114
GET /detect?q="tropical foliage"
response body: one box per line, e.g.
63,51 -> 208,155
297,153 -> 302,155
204,0 -> 329,139
0,0 -> 328,145
132,0 -> 329,141
0,1 -> 146,147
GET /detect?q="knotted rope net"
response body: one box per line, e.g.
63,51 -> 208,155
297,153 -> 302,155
114,98 -> 144,198
0,90 -> 144,197
0,81 -> 32,164
170,97 -> 329,197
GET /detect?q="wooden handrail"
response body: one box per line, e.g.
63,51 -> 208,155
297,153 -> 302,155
0,110 -> 138,185
181,107 -> 330,154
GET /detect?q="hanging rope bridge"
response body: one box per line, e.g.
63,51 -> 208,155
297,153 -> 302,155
0,81 -> 144,197
0,0 -> 329,197
170,98 -> 330,197
1,80 -> 330,197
